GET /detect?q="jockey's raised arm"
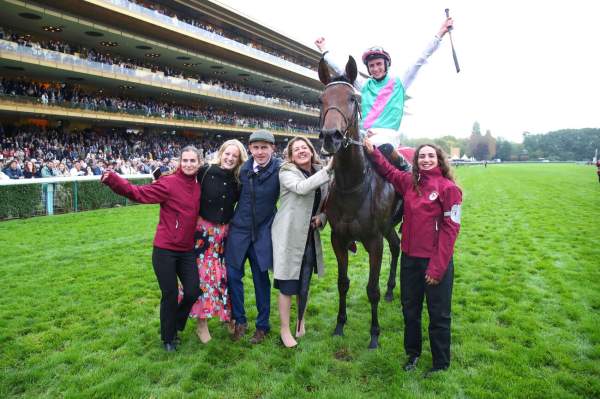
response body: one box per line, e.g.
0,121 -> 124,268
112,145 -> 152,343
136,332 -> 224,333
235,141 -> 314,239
314,17 -> 452,93
314,16 -> 453,170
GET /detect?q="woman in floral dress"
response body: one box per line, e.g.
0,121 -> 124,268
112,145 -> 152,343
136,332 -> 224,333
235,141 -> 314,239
181,139 -> 247,343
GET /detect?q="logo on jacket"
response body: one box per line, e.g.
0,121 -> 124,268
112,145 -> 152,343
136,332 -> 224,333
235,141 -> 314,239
428,191 -> 439,201
450,204 -> 461,224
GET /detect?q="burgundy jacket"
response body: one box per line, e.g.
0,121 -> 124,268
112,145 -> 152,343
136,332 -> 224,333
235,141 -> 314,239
102,169 -> 200,252
370,149 -> 462,280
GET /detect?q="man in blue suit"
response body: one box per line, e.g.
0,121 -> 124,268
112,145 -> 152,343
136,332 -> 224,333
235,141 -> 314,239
226,130 -> 282,344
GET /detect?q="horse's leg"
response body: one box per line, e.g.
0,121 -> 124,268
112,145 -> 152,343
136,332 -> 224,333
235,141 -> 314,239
384,227 -> 401,302
364,235 -> 383,349
331,231 -> 349,337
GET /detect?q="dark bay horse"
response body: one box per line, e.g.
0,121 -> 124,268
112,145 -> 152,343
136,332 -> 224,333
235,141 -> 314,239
318,56 -> 401,349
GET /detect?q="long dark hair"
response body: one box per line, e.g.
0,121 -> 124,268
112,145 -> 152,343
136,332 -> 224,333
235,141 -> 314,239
412,143 -> 455,194
24,160 -> 36,173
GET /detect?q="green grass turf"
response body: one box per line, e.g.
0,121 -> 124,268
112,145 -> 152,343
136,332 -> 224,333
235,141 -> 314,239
0,164 -> 599,398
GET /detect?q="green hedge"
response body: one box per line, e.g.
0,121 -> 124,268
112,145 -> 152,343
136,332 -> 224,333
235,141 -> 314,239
0,184 -> 44,219
0,178 -> 152,220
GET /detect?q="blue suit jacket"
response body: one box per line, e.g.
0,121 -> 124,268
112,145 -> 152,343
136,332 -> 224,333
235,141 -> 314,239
225,156 -> 282,271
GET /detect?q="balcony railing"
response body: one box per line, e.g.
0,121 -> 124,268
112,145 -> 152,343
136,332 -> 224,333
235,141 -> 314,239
0,94 -> 320,136
99,0 -> 317,78
0,40 -> 319,116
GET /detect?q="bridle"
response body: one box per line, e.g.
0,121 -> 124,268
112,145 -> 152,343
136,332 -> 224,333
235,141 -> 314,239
319,81 -> 362,150
320,81 -> 370,195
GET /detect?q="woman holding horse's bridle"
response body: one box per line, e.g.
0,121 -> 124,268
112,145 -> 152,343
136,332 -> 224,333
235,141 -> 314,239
364,137 -> 462,376
315,17 -> 453,169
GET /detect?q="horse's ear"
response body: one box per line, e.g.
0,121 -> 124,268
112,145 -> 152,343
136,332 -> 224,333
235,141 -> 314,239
345,56 -> 357,84
318,58 -> 331,85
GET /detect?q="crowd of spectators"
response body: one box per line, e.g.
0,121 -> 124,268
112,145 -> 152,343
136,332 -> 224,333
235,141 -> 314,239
128,0 -> 316,71
0,6 -> 323,182
0,77 -> 319,134
0,124 -> 294,180
0,26 -> 318,111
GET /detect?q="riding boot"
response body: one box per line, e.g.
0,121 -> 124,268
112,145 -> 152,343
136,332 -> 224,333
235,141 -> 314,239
377,144 -> 411,172
388,150 -> 411,171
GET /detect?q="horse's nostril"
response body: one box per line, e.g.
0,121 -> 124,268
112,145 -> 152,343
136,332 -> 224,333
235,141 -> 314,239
321,128 -> 338,138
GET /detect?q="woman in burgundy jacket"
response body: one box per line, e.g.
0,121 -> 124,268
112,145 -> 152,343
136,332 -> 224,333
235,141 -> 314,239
101,146 -> 202,352
364,138 -> 462,376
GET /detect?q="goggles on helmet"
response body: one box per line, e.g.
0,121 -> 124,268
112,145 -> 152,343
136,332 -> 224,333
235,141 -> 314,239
361,46 -> 392,67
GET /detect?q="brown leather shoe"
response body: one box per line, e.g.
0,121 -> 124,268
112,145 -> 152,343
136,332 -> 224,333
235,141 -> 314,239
226,319 -> 236,335
250,329 -> 268,344
232,323 -> 247,341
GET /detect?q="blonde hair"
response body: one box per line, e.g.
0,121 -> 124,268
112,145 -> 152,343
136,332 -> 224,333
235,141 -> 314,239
210,139 -> 248,181
284,137 -> 322,166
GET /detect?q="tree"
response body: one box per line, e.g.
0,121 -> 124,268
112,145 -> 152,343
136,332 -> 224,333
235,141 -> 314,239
484,130 -> 496,160
468,121 -> 482,157
495,139 -> 513,161
468,122 -> 496,160
437,135 -> 468,158
523,128 -> 600,161
402,135 -> 468,158
473,141 -> 489,161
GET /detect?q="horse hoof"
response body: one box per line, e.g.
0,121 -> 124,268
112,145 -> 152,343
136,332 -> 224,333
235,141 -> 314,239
384,291 -> 393,302
368,338 -> 379,349
333,324 -> 344,336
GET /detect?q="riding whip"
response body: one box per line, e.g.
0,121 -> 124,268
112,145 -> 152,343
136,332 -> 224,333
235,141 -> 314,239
445,8 -> 460,73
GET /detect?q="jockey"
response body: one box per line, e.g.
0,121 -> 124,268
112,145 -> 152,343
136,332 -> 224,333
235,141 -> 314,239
315,17 -> 453,169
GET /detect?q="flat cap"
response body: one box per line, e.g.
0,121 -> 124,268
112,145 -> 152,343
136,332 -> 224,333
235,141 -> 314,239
248,129 -> 275,144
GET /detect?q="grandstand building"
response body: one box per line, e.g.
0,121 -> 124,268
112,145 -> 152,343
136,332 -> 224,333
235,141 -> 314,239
0,0 -> 322,152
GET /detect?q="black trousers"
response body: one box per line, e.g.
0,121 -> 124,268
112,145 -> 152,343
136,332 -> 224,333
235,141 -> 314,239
400,253 -> 454,368
152,247 -> 200,343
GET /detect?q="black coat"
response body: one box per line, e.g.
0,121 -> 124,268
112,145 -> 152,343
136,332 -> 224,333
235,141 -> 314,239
197,164 -> 239,224
225,156 -> 282,271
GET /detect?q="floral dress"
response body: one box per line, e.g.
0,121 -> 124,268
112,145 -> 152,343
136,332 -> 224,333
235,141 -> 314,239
186,217 -> 231,321
178,217 -> 231,321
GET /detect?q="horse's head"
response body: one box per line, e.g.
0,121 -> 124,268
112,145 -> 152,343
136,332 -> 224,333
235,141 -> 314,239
318,56 -> 361,155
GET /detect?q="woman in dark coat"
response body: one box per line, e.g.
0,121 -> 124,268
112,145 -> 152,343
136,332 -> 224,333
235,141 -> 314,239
23,160 -> 41,178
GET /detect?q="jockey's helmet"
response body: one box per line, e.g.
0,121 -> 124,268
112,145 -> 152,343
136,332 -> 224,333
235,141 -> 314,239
362,46 -> 392,69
